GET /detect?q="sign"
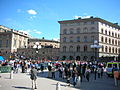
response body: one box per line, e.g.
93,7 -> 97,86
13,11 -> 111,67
0,66 -> 11,73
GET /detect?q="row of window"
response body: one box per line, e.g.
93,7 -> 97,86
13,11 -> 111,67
101,28 -> 120,38
101,46 -> 120,53
101,36 -> 120,45
62,27 -> 96,34
0,40 -> 9,48
63,36 -> 95,43
62,45 -> 120,54
62,21 -> 95,27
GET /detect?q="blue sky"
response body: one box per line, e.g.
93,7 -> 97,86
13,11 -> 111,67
0,0 -> 120,40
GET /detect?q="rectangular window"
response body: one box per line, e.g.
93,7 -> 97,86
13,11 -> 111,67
108,64 -> 112,68
84,36 -> 88,42
6,40 -> 9,48
0,40 -> 2,48
14,39 -> 16,48
77,37 -> 80,42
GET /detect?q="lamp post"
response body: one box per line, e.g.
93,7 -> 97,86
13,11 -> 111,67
90,40 -> 102,63
33,42 -> 41,60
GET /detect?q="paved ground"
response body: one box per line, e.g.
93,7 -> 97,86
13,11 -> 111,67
0,70 -> 120,90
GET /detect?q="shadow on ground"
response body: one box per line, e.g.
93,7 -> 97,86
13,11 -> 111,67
12,86 -> 31,90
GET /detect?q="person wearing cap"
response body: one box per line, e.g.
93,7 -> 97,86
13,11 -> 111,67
30,65 -> 38,89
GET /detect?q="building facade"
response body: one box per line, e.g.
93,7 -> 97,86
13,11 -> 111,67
58,17 -> 120,61
17,38 -> 60,60
28,38 -> 60,48
0,25 -> 29,59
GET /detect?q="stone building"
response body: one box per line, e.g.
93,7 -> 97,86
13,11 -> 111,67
28,38 -> 60,48
17,38 -> 60,60
58,17 -> 120,61
0,25 -> 29,59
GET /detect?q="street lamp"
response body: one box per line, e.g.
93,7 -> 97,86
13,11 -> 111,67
33,42 -> 41,60
90,40 -> 102,63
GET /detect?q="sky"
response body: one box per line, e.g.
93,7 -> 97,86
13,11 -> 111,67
0,0 -> 120,41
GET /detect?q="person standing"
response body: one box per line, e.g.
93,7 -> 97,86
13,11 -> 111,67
66,68 -> 71,86
30,65 -> 37,89
72,67 -> 78,87
97,67 -> 101,78
113,69 -> 119,86
85,67 -> 91,82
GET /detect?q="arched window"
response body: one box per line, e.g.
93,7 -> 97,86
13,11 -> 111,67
84,36 -> 88,42
101,29 -> 103,33
109,47 -> 111,53
115,48 -> 117,53
63,37 -> 67,42
70,37 -> 73,42
112,32 -> 114,37
109,31 -> 111,36
115,40 -> 117,45
83,27 -> 88,33
109,38 -> 111,44
115,33 -> 117,37
112,47 -> 114,53
76,28 -> 81,33
63,46 -> 66,52
90,27 -> 95,32
105,46 -> 108,52
63,29 -> 67,34
69,46 -> 74,52
112,39 -> 114,45
70,28 -> 74,34
84,45 -> 87,52
105,37 -> 107,43
91,36 -> 95,42
119,48 -> 120,54
76,36 -> 80,42
105,30 -> 107,35
76,45 -> 80,52
101,36 -> 104,42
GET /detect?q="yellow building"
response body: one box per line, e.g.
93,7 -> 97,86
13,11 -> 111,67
0,25 -> 29,59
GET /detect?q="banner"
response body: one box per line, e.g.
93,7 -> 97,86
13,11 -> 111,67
0,66 -> 11,73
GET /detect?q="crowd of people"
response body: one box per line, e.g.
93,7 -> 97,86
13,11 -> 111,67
0,59 -> 106,88
47,61 -> 105,87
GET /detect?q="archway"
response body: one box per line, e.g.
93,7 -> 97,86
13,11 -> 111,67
76,56 -> 80,60
83,56 -> 88,61
69,56 -> 74,60
62,56 -> 66,60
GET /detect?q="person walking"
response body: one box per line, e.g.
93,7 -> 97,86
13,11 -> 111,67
30,65 -> 37,89
72,67 -> 78,87
85,67 -> 91,82
66,68 -> 71,86
98,67 -> 102,78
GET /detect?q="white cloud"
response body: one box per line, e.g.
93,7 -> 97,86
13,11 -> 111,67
35,31 -> 42,34
19,29 -> 31,35
53,38 -> 60,41
27,9 -> 37,15
74,15 -> 91,19
74,16 -> 81,19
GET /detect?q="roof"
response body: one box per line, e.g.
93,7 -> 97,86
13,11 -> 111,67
58,17 -> 120,29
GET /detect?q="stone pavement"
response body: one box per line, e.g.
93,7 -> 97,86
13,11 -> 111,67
0,71 -> 120,90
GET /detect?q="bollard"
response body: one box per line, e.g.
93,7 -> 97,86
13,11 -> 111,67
10,70 -> 13,79
76,76 -> 80,88
56,82 -> 61,90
